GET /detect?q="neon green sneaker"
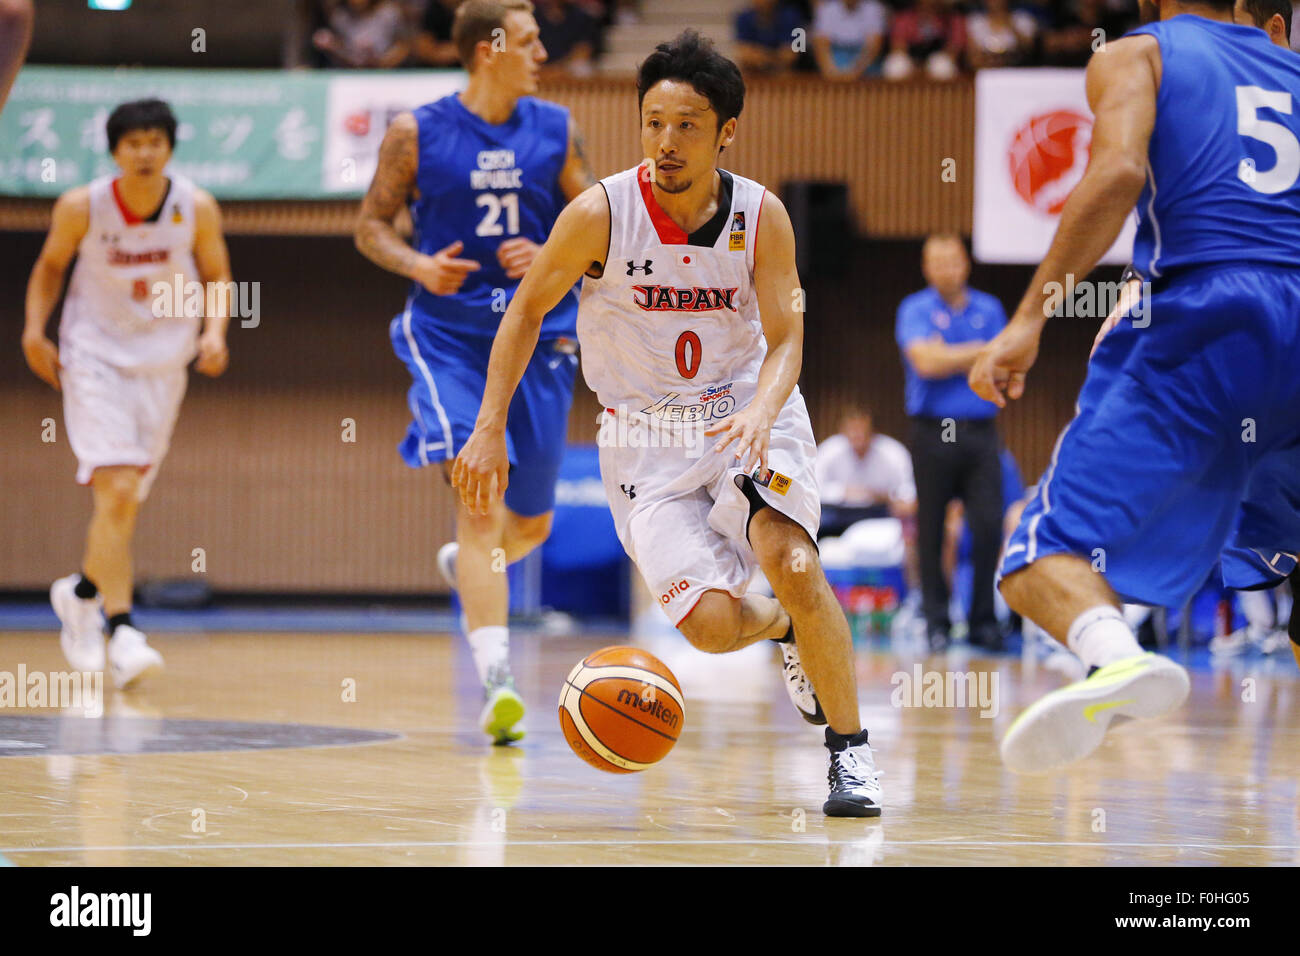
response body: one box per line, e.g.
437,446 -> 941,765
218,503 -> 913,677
1000,652 -> 1190,774
480,678 -> 526,746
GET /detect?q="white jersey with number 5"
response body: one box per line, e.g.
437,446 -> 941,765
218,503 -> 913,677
60,173 -> 201,372
578,162 -> 779,421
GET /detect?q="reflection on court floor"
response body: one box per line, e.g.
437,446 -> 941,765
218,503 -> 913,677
0,628 -> 1296,865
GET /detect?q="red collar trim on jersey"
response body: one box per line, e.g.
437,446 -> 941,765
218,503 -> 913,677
637,163 -> 689,245
111,177 -> 172,226
111,178 -> 143,226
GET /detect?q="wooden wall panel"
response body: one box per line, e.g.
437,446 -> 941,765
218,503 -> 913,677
1,230 -> 1100,596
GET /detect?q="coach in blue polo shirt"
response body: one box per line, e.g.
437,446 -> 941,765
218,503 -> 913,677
896,234 -> 1007,651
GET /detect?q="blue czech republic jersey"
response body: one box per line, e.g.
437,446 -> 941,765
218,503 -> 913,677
407,94 -> 578,338
1129,15 -> 1300,278
1001,15 -> 1300,607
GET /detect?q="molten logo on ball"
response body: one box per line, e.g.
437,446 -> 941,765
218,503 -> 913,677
1008,109 -> 1093,217
615,687 -> 679,729
558,646 -> 685,774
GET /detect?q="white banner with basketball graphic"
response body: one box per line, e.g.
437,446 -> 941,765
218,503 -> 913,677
974,68 -> 1137,265
320,72 -> 467,194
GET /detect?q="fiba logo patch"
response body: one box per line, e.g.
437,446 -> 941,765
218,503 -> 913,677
729,210 -> 746,251
1008,110 -> 1093,216
751,466 -> 792,496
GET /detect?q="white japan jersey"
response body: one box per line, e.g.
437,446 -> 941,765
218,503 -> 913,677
60,174 -> 201,372
578,163 -> 775,423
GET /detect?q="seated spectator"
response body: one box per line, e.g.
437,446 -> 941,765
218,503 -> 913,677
883,0 -> 966,80
1040,0 -> 1128,67
815,408 -> 917,540
611,0 -> 641,24
410,0 -> 462,67
537,0 -> 599,77
966,0 -> 1037,69
314,0 -> 410,68
735,0 -> 805,74
811,0 -> 889,79
1016,0 -> 1056,34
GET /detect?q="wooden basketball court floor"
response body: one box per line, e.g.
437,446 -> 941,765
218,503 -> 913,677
1,626 -> 1297,866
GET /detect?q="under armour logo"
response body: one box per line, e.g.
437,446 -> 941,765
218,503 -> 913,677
626,260 -> 653,276
620,483 -> 636,499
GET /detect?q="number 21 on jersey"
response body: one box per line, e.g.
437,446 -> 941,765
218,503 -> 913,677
475,192 -> 520,236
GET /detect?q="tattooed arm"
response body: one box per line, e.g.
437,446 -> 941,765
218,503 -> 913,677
558,114 -> 597,202
355,112 -> 480,294
355,112 -> 421,277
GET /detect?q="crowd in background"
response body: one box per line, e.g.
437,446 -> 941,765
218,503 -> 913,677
306,0 -> 627,74
738,0 -> 1146,78
300,0 -> 1167,77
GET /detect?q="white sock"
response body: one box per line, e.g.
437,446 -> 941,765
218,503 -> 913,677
1275,586 -> 1292,628
1122,604 -> 1151,629
467,626 -> 510,686
1238,589 -> 1274,637
1066,605 -> 1143,670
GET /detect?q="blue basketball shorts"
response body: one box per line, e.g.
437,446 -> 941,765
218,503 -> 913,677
1221,444 -> 1300,589
1001,264 -> 1300,606
390,312 -> 578,517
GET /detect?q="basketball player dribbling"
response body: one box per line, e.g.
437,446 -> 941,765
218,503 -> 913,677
23,98 -> 232,688
354,0 -> 596,744
455,31 -> 882,816
971,0 -> 1300,772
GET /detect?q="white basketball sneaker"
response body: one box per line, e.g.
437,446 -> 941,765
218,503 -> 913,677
480,665 -> 525,746
437,542 -> 459,591
824,728 -> 883,817
107,625 -> 164,689
1209,625 -> 1259,657
50,575 -> 106,672
774,622 -> 826,725
1000,652 -> 1190,774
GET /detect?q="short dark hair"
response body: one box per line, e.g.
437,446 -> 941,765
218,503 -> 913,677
922,233 -> 968,258
840,406 -> 873,427
636,30 -> 745,130
106,98 -> 177,153
453,0 -> 534,71
1241,0 -> 1292,41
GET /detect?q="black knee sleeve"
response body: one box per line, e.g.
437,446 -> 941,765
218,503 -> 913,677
1289,567 -> 1300,647
736,475 -> 770,542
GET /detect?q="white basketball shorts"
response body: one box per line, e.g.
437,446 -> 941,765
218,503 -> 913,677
598,389 -> 821,626
61,350 -> 188,501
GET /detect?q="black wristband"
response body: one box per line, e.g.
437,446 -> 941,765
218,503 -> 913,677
1119,263 -> 1146,286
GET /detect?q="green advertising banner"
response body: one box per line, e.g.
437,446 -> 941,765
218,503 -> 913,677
0,66 -> 466,199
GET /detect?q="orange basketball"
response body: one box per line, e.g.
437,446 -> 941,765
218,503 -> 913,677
557,645 -> 685,773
